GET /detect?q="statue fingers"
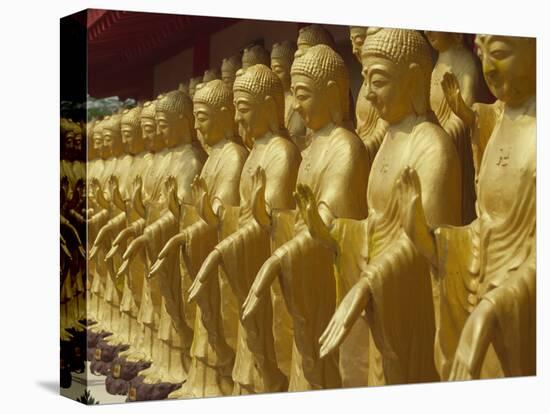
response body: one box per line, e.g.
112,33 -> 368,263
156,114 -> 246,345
116,259 -> 129,278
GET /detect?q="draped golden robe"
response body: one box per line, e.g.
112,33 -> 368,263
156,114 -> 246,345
434,99 -> 536,379
272,125 -> 369,391
214,135 -> 301,394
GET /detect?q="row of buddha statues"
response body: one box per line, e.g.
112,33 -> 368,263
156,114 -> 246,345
59,24 -> 536,400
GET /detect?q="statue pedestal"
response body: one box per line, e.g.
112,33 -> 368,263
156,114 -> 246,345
127,375 -> 182,401
105,356 -> 151,395
90,338 -> 129,376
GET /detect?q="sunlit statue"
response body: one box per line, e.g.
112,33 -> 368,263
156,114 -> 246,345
271,41 -> 308,152
221,54 -> 242,88
309,29 -> 462,386
188,64 -> 301,394
241,44 -> 271,70
117,89 -> 206,399
241,45 -> 369,390
148,79 -> 248,398
403,34 -> 536,380
425,30 -> 489,224
349,26 -> 387,164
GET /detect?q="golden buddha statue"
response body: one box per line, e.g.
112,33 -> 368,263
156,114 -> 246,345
350,26 -> 387,164
188,64 -> 301,395
119,89 -> 206,399
241,44 -> 271,70
271,41 -> 308,152
401,34 -> 536,381
305,29 -> 462,386
425,30 -> 489,225
189,76 -> 203,98
221,54 -> 242,88
241,45 -> 370,390
148,79 -> 248,398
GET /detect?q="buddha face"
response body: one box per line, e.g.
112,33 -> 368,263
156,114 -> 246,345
291,74 -> 333,131
234,90 -> 270,143
475,35 -> 536,106
73,131 -> 82,153
271,58 -> 291,91
102,128 -> 118,158
121,123 -> 142,155
141,117 -> 162,153
156,110 -> 189,147
194,103 -> 226,146
350,28 -> 367,62
362,55 -> 412,124
92,130 -> 103,155
425,31 -> 458,52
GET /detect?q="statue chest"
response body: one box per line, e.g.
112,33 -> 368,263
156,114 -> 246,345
478,111 -> 536,220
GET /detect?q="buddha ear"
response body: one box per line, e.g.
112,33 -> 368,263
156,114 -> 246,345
408,62 -> 428,116
326,80 -> 343,125
220,106 -> 233,139
264,95 -> 280,133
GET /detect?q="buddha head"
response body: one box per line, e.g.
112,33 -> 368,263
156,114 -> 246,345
189,76 -> 203,98
203,68 -> 220,82
242,45 -> 271,70
474,34 -> 536,107
70,121 -> 84,160
291,44 -> 349,131
86,120 -> 98,160
92,119 -> 105,158
296,24 -> 335,56
233,64 -> 285,148
361,28 -> 433,124
271,41 -> 297,91
101,114 -> 124,159
155,89 -> 195,147
221,54 -> 242,88
121,106 -> 145,155
140,100 -> 163,153
424,31 -> 464,52
193,79 -> 236,147
349,26 -> 368,63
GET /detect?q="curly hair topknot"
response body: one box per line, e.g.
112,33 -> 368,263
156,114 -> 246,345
140,101 -> 156,120
362,28 -> 432,77
101,114 -> 122,135
271,40 -> 297,66
121,106 -> 142,130
156,89 -> 193,120
221,54 -> 242,74
297,24 -> 335,49
193,79 -> 234,112
233,64 -> 285,128
242,45 -> 271,69
291,44 -> 350,119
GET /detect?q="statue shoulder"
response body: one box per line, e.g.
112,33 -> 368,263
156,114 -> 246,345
223,141 -> 249,163
269,135 -> 302,161
331,126 -> 368,158
413,120 -> 457,156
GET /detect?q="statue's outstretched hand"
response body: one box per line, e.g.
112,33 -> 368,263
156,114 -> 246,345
295,183 -> 336,251
441,72 -> 475,128
251,167 -> 270,231
116,234 -> 147,277
398,166 -> 437,267
319,276 -> 371,359
449,299 -> 497,381
188,249 -> 221,302
149,232 -> 187,279
242,256 -> 282,321
164,176 -> 181,219
132,175 -> 146,218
